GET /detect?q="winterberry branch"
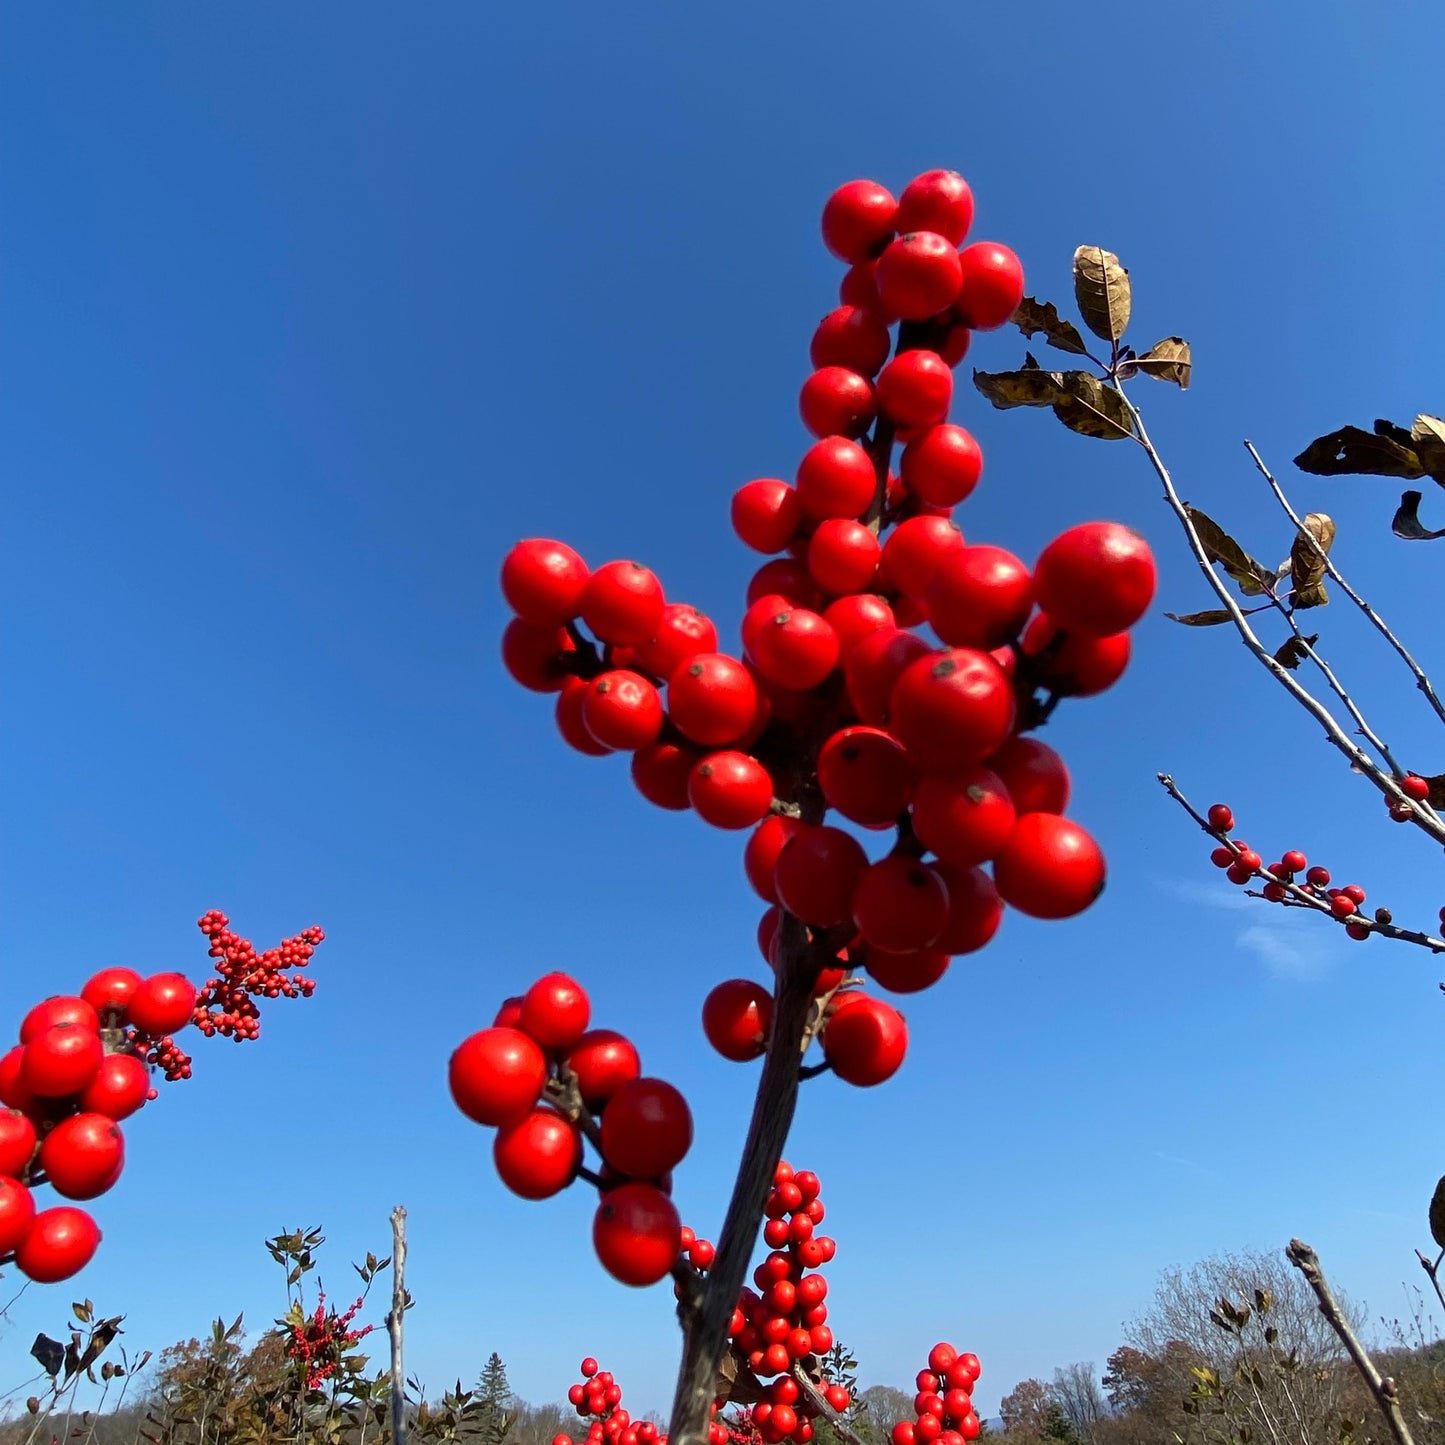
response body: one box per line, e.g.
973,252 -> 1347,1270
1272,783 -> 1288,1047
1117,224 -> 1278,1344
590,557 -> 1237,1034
1115,390 -> 1445,843
1414,1246 -> 1445,1319
1286,1239 -> 1416,1445
789,1364 -> 867,1445
1245,440 -> 1445,730
1157,772 -> 1445,954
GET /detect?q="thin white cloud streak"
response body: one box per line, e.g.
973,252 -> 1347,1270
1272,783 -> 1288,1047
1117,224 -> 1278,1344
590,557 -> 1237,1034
1158,878 -> 1339,980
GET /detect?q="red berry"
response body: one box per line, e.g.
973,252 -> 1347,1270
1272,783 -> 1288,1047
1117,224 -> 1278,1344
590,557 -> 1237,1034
501,539 -> 590,626
21,1023 -> 103,1099
1342,883 -> 1366,905
521,973 -> 591,1051
822,994 -> 908,1086
1034,522 -> 1157,636
582,671 -> 664,750
504,619 -> 576,692
954,242 -> 1025,330
825,594 -> 896,663
80,967 -> 144,1018
0,1109 -> 37,1177
852,856 -> 950,952
16,1206 -> 102,1283
689,752 -> 775,830
1020,615 -> 1130,696
0,1177 -> 36,1255
747,558 -> 823,610
796,437 -> 877,522
900,425 -> 983,508
557,677 -> 614,755
733,480 -> 804,554
580,562 -> 666,646
1207,803 -> 1235,832
896,171 -> 974,246
930,861 -> 1004,954
774,826 -> 869,927
1345,922 -> 1371,941
820,181 -> 897,263
926,546 -> 1033,650
810,306 -> 892,377
78,1053 -> 151,1122
631,740 -> 699,811
994,814 -> 1106,919
668,654 -> 760,747
875,233 -> 964,320
880,517 -> 966,598
1226,863 -> 1254,885
1280,849 -> 1307,873
494,1109 -> 582,1199
703,979 -> 773,1062
808,520 -> 881,596
1402,774 -> 1431,800
845,627 -> 934,726
1306,865 -> 1331,887
748,608 -> 840,690
1331,894 -> 1357,918
449,1027 -> 548,1126
818,726 -> 917,827
20,996 -> 99,1044
877,351 -> 953,429
862,945 -> 950,993
593,1182 -> 683,1287
890,649 -> 1016,774
128,974 -> 197,1036
0,1047 -> 34,1111
565,1030 -> 642,1110
634,605 -> 719,679
800,367 -> 877,439
38,1114 -> 124,1201
984,737 -> 1070,816
911,767 -> 1016,865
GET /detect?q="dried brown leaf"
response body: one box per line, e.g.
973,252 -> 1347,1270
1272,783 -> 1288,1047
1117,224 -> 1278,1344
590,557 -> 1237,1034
1275,635 -> 1318,670
1073,246 -> 1131,343
1430,1175 -> 1445,1251
1411,415 -> 1445,479
1011,297 -> 1090,356
1392,491 -> 1445,540
1135,337 -> 1192,389
1166,609 -> 1234,626
1185,507 -> 1274,596
1424,773 -> 1445,809
1294,424 -> 1425,480
1289,513 -> 1335,608
1052,371 -> 1134,441
971,353 -> 1065,410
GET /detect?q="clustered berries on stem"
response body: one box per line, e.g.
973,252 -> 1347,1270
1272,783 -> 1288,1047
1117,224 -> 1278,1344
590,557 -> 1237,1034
0,911 -> 325,1283
449,971 -> 698,1287
282,1288 -> 375,1393
561,1358 -> 670,1445
489,168 -> 1154,1445
890,1343 -> 983,1445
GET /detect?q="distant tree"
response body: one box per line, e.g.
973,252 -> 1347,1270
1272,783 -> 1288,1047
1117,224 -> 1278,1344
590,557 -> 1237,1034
1049,1364 -> 1104,1445
856,1384 -> 916,1444
1000,1377 -> 1052,1438
476,1352 -> 516,1445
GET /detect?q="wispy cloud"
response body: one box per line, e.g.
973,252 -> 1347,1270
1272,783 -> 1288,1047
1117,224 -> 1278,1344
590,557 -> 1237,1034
1159,878 -> 1338,980
1154,1150 -> 1221,1181
1158,878 -> 1255,912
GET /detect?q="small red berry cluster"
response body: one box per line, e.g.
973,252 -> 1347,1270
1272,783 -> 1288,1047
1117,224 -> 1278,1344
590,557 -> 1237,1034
449,972 -> 695,1287
497,169 -> 1155,1096
723,1162 -> 843,1445
1204,801 -> 1398,942
193,909 -> 323,1044
283,1288 -> 374,1393
560,1357 -> 667,1445
889,1344 -> 983,1445
0,912 -> 325,1285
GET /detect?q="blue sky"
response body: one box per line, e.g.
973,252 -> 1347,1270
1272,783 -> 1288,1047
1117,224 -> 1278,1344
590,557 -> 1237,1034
4,0 -> 1445,1420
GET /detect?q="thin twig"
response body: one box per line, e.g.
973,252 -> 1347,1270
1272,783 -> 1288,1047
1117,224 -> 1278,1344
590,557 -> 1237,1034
387,1205 -> 408,1445
791,1364 -> 868,1445
1246,440 -> 1445,730
1114,390 -> 1445,844
1287,1239 -> 1415,1445
1415,1247 -> 1445,1318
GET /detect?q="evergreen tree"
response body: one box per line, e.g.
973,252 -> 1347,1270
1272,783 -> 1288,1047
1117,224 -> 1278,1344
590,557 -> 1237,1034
476,1351 -> 515,1445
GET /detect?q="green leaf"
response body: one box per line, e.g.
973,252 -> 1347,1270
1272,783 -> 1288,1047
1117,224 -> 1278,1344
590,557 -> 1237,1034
1392,490 -> 1445,540
1185,507 -> 1275,596
1133,337 -> 1192,389
972,353 -> 1065,410
1010,297 -> 1090,355
1073,246 -> 1131,342
1428,1174 -> 1445,1250
1166,609 -> 1234,626
1294,423 -> 1426,480
1052,372 -> 1134,440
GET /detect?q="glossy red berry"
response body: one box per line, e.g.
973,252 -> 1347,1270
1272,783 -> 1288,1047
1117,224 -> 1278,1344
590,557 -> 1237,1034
748,608 -> 839,691
880,517 -> 966,598
703,979 -> 773,1062
38,1114 -> 124,1201
634,605 -> 719,679
911,766 -> 1017,865
1034,522 -> 1157,636
821,181 -> 898,263
0,1178 -> 37,1255
521,973 -> 591,1051
631,740 -> 699,811
852,856 -> 950,952
668,654 -> 760,747
877,351 -> 953,429
689,752 -> 775,830
822,994 -> 908,1086
825,594 -> 896,663
954,242 -> 1025,330
810,306 -> 892,377
796,437 -> 877,521
926,546 -> 1033,650
20,996 -> 100,1044
984,737 -> 1069,817
732,480 -> 804,554
890,649 -> 1015,774
21,1023 -> 103,1098
504,619 -> 576,692
494,1109 -> 582,1199
0,1109 -> 37,1177
1207,803 -> 1235,832
128,974 -> 197,1037
502,539 -> 590,626
565,1030 -> 642,1110
774,826 -> 869,928
581,671 -> 664,750
449,1027 -> 548,1126
78,1054 -> 151,1122
1020,615 -> 1130,696
875,233 -> 964,320
556,677 -> 613,755
15,1206 -> 101,1283
1402,774 -> 1431,801
900,425 -> 983,508
747,558 -> 823,610
896,170 -> 974,246
602,1076 -> 694,1179
930,861 -> 1004,954
808,520 -> 881,596
80,967 -> 144,1018
580,562 -> 666,645
994,814 -> 1106,919
818,726 -> 916,827
799,367 -> 877,439
845,627 -> 934,725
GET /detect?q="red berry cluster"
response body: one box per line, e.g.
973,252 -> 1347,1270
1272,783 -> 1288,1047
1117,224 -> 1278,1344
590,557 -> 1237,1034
1204,802 -> 1394,941
560,1357 -> 668,1445
497,169 -> 1153,1096
194,909 -> 323,1044
283,1288 -> 374,1392
889,1344 -> 982,1445
449,972 -> 694,1287
0,911 -> 325,1285
721,1162 -> 843,1445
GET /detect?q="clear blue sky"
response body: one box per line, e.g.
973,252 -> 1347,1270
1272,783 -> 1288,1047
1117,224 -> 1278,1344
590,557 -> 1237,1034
4,0 -> 1445,1420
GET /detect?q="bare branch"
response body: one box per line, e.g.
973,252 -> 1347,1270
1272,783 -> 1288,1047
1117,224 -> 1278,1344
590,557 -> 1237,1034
1286,1239 -> 1415,1445
791,1363 -> 869,1445
387,1205 -> 409,1445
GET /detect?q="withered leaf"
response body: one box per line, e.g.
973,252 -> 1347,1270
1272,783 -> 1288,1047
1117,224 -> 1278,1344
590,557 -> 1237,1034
1430,1174 -> 1445,1251
715,1345 -> 766,1406
1424,773 -> 1445,809
1010,297 -> 1090,355
1073,246 -> 1131,343
1275,635 -> 1318,670
1166,609 -> 1234,626
1392,491 -> 1445,540
1294,424 -> 1425,480
1185,507 -> 1274,596
1052,371 -> 1134,441
1289,513 -> 1335,608
972,353 -> 1066,410
31,1334 -> 64,1378
1411,415 -> 1445,478
1135,337 -> 1192,389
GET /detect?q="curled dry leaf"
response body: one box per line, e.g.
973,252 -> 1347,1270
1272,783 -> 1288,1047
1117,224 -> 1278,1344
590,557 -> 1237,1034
1294,422 -> 1427,480
1411,414 -> 1445,477
1274,634 -> 1318,670
1072,246 -> 1131,343
1392,491 -> 1445,541
1289,512 -> 1335,608
1052,372 -> 1133,441
1430,1174 -> 1445,1251
1135,337 -> 1192,389
972,353 -> 1066,409
1184,507 -> 1274,596
1165,609 -> 1234,626
1010,297 -> 1090,355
